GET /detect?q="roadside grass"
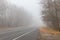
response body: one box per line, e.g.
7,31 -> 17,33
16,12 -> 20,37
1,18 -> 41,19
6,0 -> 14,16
40,27 -> 60,35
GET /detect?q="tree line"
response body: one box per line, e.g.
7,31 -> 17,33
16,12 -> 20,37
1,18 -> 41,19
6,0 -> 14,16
40,0 -> 60,31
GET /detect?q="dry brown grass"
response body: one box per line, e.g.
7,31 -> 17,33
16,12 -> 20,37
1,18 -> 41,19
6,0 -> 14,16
40,27 -> 60,35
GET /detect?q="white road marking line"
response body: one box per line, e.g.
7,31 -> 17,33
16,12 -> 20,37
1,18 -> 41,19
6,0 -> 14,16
12,29 -> 35,40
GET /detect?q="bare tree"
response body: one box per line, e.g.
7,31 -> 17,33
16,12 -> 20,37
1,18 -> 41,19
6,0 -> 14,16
41,0 -> 60,31
0,0 -> 32,27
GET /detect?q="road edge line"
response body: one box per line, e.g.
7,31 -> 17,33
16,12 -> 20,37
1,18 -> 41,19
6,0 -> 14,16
12,29 -> 36,40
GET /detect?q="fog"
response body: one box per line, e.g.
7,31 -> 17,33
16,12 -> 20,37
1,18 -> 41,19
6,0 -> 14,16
0,0 -> 42,27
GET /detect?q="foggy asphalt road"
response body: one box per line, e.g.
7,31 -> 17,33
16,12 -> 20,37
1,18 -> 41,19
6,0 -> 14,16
0,27 -> 40,40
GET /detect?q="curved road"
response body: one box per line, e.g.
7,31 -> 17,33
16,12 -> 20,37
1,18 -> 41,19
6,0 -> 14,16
0,27 -> 40,40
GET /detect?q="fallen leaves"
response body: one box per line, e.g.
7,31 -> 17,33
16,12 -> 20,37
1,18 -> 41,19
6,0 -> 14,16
40,27 -> 60,35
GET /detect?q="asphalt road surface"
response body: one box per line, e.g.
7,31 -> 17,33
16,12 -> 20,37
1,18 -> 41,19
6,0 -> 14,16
0,27 -> 40,40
